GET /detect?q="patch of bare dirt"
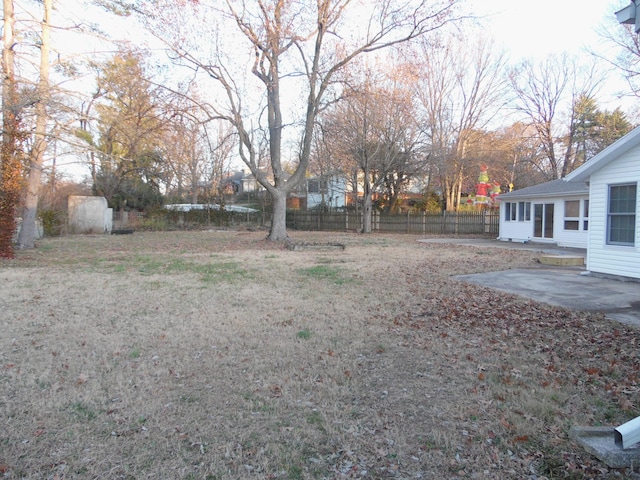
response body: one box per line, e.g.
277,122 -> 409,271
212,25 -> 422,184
0,231 -> 638,479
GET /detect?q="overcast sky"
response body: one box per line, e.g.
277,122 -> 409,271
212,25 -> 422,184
469,0 -> 628,60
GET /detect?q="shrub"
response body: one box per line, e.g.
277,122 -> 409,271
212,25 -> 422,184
39,209 -> 66,236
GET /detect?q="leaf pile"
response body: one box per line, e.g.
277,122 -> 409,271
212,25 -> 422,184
390,278 -> 640,479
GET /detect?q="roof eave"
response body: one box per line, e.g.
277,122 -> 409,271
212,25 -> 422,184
566,126 -> 640,182
499,190 -> 588,200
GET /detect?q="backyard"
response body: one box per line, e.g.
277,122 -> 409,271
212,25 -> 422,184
0,230 -> 639,479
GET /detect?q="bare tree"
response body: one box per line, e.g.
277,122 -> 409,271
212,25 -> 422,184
412,33 -> 508,211
17,0 -> 53,249
597,18 -> 640,101
321,70 -> 425,232
108,0 -> 462,240
458,122 -> 549,192
163,108 -> 235,205
509,54 -> 601,180
202,122 -> 236,205
162,111 -> 205,203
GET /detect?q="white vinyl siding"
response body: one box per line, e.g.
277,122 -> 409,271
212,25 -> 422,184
586,149 -> 640,279
499,195 -> 588,248
306,176 -> 347,210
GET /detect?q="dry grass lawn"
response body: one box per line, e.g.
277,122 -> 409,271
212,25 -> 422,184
1,230 -> 639,480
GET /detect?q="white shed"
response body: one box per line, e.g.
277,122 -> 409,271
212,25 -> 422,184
565,126 -> 640,280
497,179 -> 589,248
68,196 -> 113,234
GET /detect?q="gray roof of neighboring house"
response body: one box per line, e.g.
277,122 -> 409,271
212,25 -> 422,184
498,178 -> 589,199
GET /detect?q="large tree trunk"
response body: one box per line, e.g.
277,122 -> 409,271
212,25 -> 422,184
17,0 -> 51,249
444,178 -> 456,212
362,191 -> 373,233
455,176 -> 463,212
361,174 -> 373,233
268,190 -> 288,241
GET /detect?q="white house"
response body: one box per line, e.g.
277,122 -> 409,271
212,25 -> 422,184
497,179 -> 590,248
564,126 -> 640,280
306,175 -> 347,210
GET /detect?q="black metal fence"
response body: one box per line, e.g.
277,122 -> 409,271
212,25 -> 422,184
286,210 -> 500,235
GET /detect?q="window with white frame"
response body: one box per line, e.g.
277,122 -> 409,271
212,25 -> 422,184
583,200 -> 589,230
607,184 -> 637,246
518,202 -> 531,221
505,202 -> 517,221
563,199 -> 590,231
564,200 -> 580,230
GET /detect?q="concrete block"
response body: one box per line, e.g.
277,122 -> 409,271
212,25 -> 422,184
569,426 -> 640,469
539,254 -> 584,266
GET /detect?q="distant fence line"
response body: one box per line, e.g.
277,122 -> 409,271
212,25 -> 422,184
112,211 -> 145,228
112,209 -> 264,230
112,209 -> 499,236
287,210 -> 499,235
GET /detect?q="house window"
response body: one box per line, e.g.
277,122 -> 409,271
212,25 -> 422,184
564,199 -> 590,231
607,184 -> 637,246
308,179 -> 328,194
518,202 -> 531,221
564,200 -> 580,230
583,200 -> 589,230
534,203 -> 554,238
308,180 -> 319,193
505,202 -> 516,221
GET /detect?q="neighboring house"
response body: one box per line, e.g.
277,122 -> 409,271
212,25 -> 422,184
221,171 -> 244,195
497,179 -> 590,248
241,170 -> 262,194
306,175 -> 347,210
565,126 -> 640,280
